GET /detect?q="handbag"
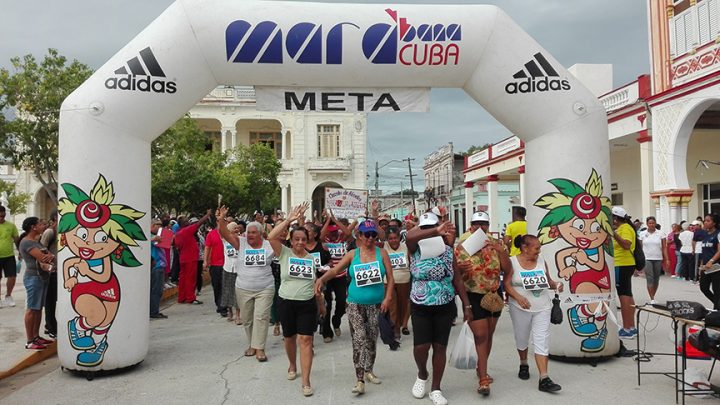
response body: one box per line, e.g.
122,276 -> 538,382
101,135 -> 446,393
480,290 -> 504,313
667,300 -> 709,321
550,293 -> 563,324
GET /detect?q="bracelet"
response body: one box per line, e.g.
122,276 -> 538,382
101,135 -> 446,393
464,305 -> 472,309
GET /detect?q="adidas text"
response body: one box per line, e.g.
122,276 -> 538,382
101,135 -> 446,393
505,76 -> 571,94
105,75 -> 177,94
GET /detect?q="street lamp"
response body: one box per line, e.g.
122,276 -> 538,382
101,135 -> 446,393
374,159 -> 404,196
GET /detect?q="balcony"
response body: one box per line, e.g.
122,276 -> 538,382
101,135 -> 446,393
200,86 -> 256,104
306,158 -> 352,180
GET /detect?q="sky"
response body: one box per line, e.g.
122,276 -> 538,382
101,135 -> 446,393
0,0 -> 649,192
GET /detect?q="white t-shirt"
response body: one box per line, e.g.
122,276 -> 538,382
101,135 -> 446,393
222,238 -> 238,273
640,229 -> 666,260
235,237 -> 275,291
679,230 -> 695,254
508,256 -> 552,313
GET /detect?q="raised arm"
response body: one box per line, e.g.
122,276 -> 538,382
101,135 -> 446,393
268,202 -> 309,256
216,206 -> 240,249
406,221 -> 452,254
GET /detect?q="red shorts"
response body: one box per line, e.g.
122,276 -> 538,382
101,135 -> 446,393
569,265 -> 611,293
71,274 -> 121,306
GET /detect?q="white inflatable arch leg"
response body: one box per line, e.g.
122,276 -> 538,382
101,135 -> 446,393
59,0 -> 615,371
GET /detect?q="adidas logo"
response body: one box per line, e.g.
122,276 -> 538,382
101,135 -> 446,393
105,47 -> 177,94
100,288 -> 117,300
504,52 -> 570,94
598,276 -> 609,287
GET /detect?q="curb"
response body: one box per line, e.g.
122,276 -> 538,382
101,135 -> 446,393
0,273 -> 210,381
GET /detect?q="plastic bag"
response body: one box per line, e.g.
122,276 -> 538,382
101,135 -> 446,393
449,322 -> 477,370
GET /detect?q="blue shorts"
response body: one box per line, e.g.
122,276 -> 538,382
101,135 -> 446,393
24,274 -> 48,310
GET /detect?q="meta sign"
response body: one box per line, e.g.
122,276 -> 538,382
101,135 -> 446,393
225,8 -> 461,66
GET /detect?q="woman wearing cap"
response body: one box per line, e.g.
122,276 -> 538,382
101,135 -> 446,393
217,211 -> 276,362
407,212 -> 470,405
611,206 -> 638,339
268,203 -> 325,397
315,219 -> 394,395
699,213 -> 720,310
385,227 -> 412,337
503,234 -> 563,393
454,211 -> 511,396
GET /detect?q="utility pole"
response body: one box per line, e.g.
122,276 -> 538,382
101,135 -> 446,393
374,161 -> 379,197
400,181 -> 404,216
404,157 -> 417,215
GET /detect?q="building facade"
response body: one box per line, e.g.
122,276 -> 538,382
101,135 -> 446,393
422,142 -> 465,209
188,86 -> 368,216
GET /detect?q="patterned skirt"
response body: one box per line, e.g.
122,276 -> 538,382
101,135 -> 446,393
220,271 -> 238,308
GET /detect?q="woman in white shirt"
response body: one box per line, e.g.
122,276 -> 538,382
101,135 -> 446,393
220,222 -> 241,324
639,217 -> 667,304
503,234 -> 563,393
678,221 -> 696,281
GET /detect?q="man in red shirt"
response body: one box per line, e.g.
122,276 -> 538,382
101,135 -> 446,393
175,210 -> 212,304
204,221 -> 227,316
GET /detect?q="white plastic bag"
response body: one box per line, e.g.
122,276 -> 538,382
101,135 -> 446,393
449,322 -> 477,370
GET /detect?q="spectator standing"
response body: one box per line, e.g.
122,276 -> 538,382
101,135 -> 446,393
640,217 -> 668,304
40,211 -> 58,337
149,219 -> 168,319
678,221 -> 695,281
174,211 -> 212,304
612,206 -> 638,339
692,219 -> 707,284
0,205 -> 19,307
204,221 -> 227,317
699,214 -> 720,310
18,217 -> 54,349
504,206 -> 528,256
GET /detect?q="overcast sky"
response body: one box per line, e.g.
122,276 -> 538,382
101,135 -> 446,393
0,0 -> 649,192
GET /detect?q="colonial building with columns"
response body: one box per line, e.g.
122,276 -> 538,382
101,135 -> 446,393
188,86 -> 368,215
462,0 -> 720,231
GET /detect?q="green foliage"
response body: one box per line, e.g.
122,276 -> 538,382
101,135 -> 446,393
0,178 -> 31,215
0,49 -> 94,203
548,178 -> 585,198
461,143 -> 492,157
538,205 -> 575,229
151,118 -> 281,216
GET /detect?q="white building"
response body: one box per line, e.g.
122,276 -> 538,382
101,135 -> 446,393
188,86 -> 368,215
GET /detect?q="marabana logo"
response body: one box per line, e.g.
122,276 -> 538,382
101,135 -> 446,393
505,52 -> 570,95
105,47 -> 177,94
225,8 -> 461,66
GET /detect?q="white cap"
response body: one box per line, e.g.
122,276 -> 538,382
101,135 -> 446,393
471,211 -> 490,223
419,212 -> 439,227
691,220 -> 702,226
611,206 -> 628,218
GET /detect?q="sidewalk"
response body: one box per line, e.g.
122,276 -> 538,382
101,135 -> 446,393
1,274 -> 718,404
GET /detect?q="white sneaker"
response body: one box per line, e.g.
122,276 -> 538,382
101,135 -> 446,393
429,390 -> 448,405
3,296 -> 15,307
411,377 -> 427,399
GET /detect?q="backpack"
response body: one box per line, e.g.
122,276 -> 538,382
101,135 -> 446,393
633,234 -> 645,271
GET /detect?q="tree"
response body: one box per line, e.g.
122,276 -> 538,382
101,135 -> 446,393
0,49 -> 94,203
389,189 -> 419,197
151,117 -> 281,217
0,178 -> 31,215
462,143 -> 493,156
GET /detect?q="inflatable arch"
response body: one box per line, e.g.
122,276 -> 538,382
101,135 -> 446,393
58,0 -> 617,371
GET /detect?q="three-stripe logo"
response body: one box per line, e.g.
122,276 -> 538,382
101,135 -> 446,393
105,47 -> 177,94
505,52 -> 570,94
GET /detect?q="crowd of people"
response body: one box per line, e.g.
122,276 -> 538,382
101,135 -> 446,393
2,198 -> 719,404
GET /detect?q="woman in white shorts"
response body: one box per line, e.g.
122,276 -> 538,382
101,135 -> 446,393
503,234 -> 563,393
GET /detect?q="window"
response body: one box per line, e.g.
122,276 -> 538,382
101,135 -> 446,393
204,131 -> 221,152
702,183 -> 720,216
671,0 -> 720,57
250,132 -> 282,159
611,193 -> 623,206
317,124 -> 340,158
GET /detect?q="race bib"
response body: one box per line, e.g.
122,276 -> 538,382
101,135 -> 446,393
225,243 -> 237,258
244,249 -> 267,267
388,252 -> 407,269
288,257 -> 314,280
353,261 -> 382,287
520,270 -> 550,291
310,252 -> 322,267
327,243 -> 346,259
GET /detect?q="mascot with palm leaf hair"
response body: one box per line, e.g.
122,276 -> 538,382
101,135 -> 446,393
58,174 -> 146,367
535,169 -> 614,353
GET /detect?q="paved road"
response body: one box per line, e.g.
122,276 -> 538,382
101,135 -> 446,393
0,275 -> 718,404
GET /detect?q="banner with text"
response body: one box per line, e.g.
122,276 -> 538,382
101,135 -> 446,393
255,87 -> 430,113
325,188 -> 368,219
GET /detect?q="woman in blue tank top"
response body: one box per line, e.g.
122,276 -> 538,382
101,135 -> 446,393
316,220 -> 394,395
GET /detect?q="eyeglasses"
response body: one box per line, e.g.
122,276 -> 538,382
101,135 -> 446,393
362,231 -> 378,239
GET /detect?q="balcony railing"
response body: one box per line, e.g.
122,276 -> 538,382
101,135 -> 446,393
201,86 -> 256,103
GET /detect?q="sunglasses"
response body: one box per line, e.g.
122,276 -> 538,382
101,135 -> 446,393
362,231 -> 378,239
